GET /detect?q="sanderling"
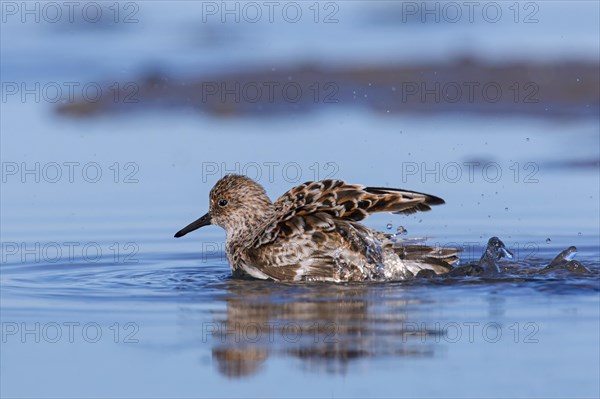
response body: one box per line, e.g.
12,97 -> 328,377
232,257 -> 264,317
175,175 -> 459,282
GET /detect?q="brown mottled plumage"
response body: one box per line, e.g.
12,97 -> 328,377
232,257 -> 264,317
175,175 -> 459,282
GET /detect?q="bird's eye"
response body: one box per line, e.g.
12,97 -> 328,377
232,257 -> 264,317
218,199 -> 228,207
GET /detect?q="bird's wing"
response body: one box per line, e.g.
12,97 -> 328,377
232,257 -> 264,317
248,214 -> 460,281
247,180 -> 448,281
248,213 -> 377,281
274,179 -> 445,222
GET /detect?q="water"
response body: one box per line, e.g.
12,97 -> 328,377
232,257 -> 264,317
2,112 -> 599,399
1,109 -> 598,395
1,230 -> 599,397
2,1 -> 599,397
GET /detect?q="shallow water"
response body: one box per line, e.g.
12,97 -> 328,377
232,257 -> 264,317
2,214 -> 599,398
1,106 -> 599,397
1,94 -> 599,398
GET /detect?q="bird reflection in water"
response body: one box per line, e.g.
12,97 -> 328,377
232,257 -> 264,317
205,279 -> 447,378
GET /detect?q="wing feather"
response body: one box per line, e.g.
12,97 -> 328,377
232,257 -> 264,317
245,180 -> 451,281
274,179 -> 445,221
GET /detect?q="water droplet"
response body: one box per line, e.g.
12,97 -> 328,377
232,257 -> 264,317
386,223 -> 393,230
386,110 -> 390,113
418,219 -> 422,223
526,137 -> 530,141
396,226 -> 407,235
576,78 -> 580,82
504,207 -> 508,211
578,232 -> 582,236
392,86 -> 397,92
368,83 -> 372,87
546,238 -> 551,244
363,94 -> 368,98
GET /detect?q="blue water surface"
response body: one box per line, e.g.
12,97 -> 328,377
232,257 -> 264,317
1,2 -> 599,398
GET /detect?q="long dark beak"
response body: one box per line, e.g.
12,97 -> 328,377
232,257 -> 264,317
174,213 -> 212,238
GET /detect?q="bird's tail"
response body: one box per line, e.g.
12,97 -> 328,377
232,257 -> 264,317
393,244 -> 460,275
